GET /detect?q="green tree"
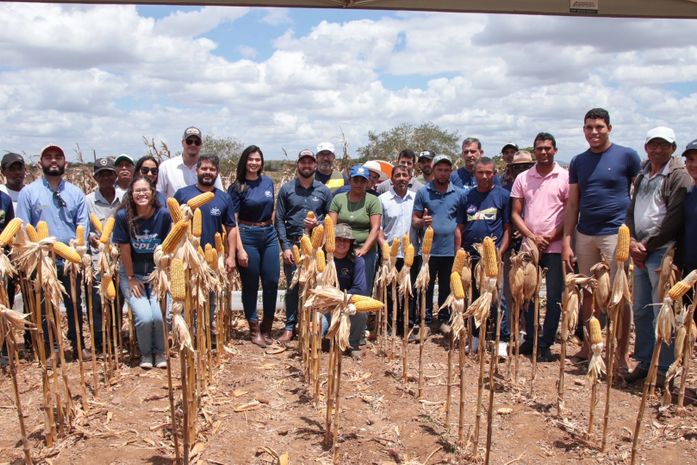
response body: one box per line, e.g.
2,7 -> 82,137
200,135 -> 245,179
356,122 -> 460,162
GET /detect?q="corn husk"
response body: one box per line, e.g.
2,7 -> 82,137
562,273 -> 596,339
464,277 -> 496,329
509,251 -> 525,308
590,258 -> 611,312
656,246 -> 678,301
608,263 -> 631,321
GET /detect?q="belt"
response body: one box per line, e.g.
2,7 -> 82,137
239,219 -> 272,227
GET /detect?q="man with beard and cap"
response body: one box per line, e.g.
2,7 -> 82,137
1,152 -> 26,210
415,150 -> 434,185
157,127 -> 223,198
17,144 -> 89,365
275,149 -> 333,342
114,154 -> 135,198
314,142 -> 347,192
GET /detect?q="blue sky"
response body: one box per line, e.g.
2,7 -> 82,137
1,3 -> 696,164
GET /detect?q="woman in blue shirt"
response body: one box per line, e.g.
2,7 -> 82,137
113,176 -> 172,369
135,155 -> 167,206
228,146 -> 280,348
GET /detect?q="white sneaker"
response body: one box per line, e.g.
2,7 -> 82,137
140,357 -> 153,369
466,336 -> 480,354
155,354 -> 167,369
498,342 -> 509,359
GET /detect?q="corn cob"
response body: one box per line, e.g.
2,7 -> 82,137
324,216 -> 335,253
75,224 -> 85,247
187,191 -> 215,209
668,281 -> 692,301
53,241 -> 82,264
0,218 -> 22,246
452,248 -> 467,273
300,235 -> 312,256
170,258 -> 186,301
401,234 -> 410,253
192,208 -> 202,238
349,295 -> 384,312
316,249 -> 326,272
615,224 -> 630,262
167,197 -> 184,223
311,224 -> 324,249
589,316 -> 602,345
161,220 -> 189,254
90,213 -> 103,234
205,244 -> 218,268
381,241 -> 390,261
197,245 -> 205,258
37,221 -> 49,240
404,243 -> 415,267
106,278 -> 116,300
675,325 -> 686,359
292,244 -> 301,264
215,232 -> 224,254
422,226 -> 434,255
99,216 -> 115,244
25,224 -> 39,242
306,211 -> 316,221
390,238 -> 400,257
451,272 -> 465,300
482,236 -> 498,278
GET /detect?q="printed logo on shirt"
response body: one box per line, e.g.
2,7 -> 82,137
339,266 -> 351,279
467,207 -> 498,222
210,207 -> 222,217
264,190 -> 272,198
132,230 -> 161,253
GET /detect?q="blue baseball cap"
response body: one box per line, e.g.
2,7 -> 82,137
349,165 -> 369,180
682,138 -> 697,157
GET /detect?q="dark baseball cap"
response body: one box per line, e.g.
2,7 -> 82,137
682,138 -> 697,157
418,150 -> 435,160
298,149 -> 315,161
94,157 -> 116,174
1,152 -> 25,170
182,126 -> 202,140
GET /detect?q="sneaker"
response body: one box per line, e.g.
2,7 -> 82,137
625,366 -> 648,384
537,346 -> 554,362
497,342 -> 508,359
466,336 -> 480,354
140,357 -> 153,369
518,340 -> 534,355
154,354 -> 167,369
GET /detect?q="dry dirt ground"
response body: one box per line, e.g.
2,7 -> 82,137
1,316 -> 696,465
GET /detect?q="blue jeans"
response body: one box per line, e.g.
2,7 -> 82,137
524,253 -> 563,349
119,270 -> 165,357
424,256 -> 455,325
239,224 -> 280,323
362,248 -> 378,297
471,259 -> 510,342
320,311 -> 366,350
633,246 -> 674,374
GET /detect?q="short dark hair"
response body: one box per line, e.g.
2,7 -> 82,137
197,154 -> 220,170
533,132 -> 557,149
584,108 -> 610,126
462,137 -> 482,150
397,149 -> 416,163
474,156 -> 495,170
392,165 -> 410,178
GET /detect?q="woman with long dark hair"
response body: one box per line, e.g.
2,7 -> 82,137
134,156 -> 166,204
112,176 -> 172,369
228,145 -> 280,348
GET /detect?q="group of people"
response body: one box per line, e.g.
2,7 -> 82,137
2,108 -> 696,388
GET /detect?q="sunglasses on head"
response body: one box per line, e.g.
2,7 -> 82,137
140,167 -> 159,175
185,137 -> 202,146
53,190 -> 67,208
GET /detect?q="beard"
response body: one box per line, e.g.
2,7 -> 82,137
42,165 -> 65,177
198,174 -> 215,186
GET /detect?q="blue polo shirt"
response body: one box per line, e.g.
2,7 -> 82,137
336,255 -> 368,296
275,179 -> 332,251
413,182 -> 463,257
228,175 -> 275,223
569,143 -> 641,236
16,178 -> 89,245
0,191 -> 14,232
683,186 -> 697,272
174,185 -> 236,248
458,185 -> 510,256
450,168 -> 501,192
113,207 -> 172,276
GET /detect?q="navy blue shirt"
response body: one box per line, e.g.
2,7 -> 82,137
569,143 -> 641,236
228,175 -> 275,223
458,186 -> 510,256
450,168 -> 501,192
683,187 -> 697,272
336,255 -> 368,296
174,185 -> 236,248
0,191 -> 15,232
275,179 -> 332,251
413,182 -> 463,257
113,207 -> 172,276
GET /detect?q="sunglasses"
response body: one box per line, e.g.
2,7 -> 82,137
53,190 -> 67,208
185,138 -> 202,146
140,167 -> 159,175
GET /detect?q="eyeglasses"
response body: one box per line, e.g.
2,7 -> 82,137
133,188 -> 152,194
140,167 -> 159,175
185,138 -> 202,146
646,140 -> 672,150
53,191 -> 67,208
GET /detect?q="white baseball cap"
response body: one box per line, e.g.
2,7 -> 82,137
316,142 -> 335,154
645,126 -> 676,144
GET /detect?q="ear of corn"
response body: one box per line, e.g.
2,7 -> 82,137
167,197 -> 184,223
75,224 -> 85,247
215,232 -> 224,254
306,211 -> 315,221
311,224 -> 324,249
452,248 -> 467,274
187,191 -> 215,209
615,224 -> 630,262
450,272 -> 465,300
161,220 -> 189,254
381,241 -> 390,261
482,237 -> 498,278
90,214 -> 103,234
99,216 -> 115,244
675,325 -> 686,359
324,216 -> 335,253
106,278 -> 116,300
589,316 -> 603,345
668,281 -> 692,301
0,218 -> 22,246
422,226 -> 434,255
192,208 -> 202,238
25,224 -> 39,242
292,244 -> 301,264
404,243 -> 415,267
316,249 -> 326,272
390,238 -> 400,257
401,234 -> 410,253
349,295 -> 384,312
300,235 -> 312,256
170,258 -> 186,301
37,221 -> 49,240
53,241 -> 82,264
197,245 -> 205,258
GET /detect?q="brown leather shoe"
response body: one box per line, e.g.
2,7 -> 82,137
278,329 -> 294,343
260,318 -> 274,345
248,320 -> 267,348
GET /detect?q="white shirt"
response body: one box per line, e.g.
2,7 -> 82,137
156,155 -> 223,198
0,184 -> 21,211
379,188 -> 418,258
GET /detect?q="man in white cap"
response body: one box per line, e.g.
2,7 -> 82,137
114,154 -> 135,197
315,142 -> 347,192
625,126 -> 692,386
157,127 -> 223,198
